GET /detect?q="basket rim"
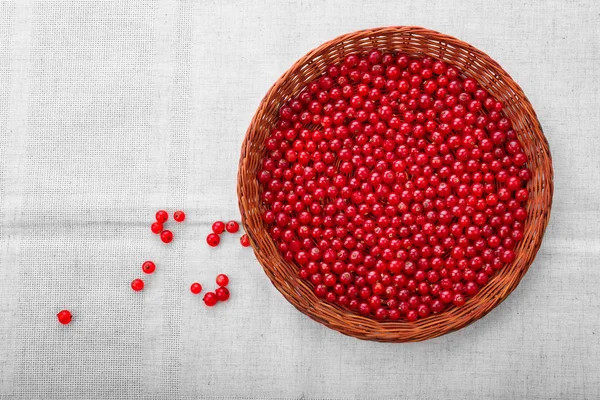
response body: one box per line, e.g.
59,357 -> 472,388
238,26 -> 554,342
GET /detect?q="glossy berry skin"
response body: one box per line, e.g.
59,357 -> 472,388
215,287 -> 230,301
160,230 -> 173,244
240,234 -> 251,247
206,233 -> 220,247
173,210 -> 185,222
216,274 -> 229,287
203,292 -> 218,307
131,279 -> 144,292
190,282 -> 202,295
212,221 -> 225,234
155,210 -> 168,223
151,222 -> 163,234
142,261 -> 156,274
226,220 -> 240,233
57,310 -> 72,325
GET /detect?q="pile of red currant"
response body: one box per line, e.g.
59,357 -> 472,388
257,50 -> 530,322
207,220 -> 251,248
191,274 -> 231,307
151,209 -> 186,243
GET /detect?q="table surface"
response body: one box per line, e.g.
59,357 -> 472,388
0,0 -> 599,399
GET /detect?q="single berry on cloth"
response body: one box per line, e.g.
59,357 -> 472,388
142,261 -> 156,274
212,221 -> 225,234
256,50 -> 531,322
206,233 -> 220,247
160,230 -> 173,244
215,287 -> 230,301
203,292 -> 218,307
174,210 -> 185,222
155,210 -> 168,223
131,279 -> 144,292
216,274 -> 229,287
226,220 -> 239,233
150,222 -> 163,234
57,310 -> 72,325
240,234 -> 251,247
190,282 -> 202,294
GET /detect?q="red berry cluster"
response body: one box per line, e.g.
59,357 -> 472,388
132,209 -> 187,292
151,209 -> 185,244
257,50 -> 530,322
207,220 -> 250,247
194,274 -> 230,307
131,259 -> 157,292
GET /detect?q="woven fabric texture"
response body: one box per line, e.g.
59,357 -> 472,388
0,0 -> 598,399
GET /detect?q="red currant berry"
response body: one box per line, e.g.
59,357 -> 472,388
374,308 -> 388,320
453,293 -> 466,307
501,249 -> 515,263
417,304 -> 431,318
150,222 -> 163,234
215,287 -> 230,301
216,274 -> 229,287
226,220 -> 239,233
203,292 -> 218,307
57,310 -> 72,325
206,233 -> 220,247
212,221 -> 225,234
131,278 -> 144,292
142,261 -> 156,274
406,310 -> 418,322
173,210 -> 185,222
160,230 -> 173,244
240,234 -> 251,247
431,300 -> 444,313
190,282 -> 202,294
155,210 -> 168,223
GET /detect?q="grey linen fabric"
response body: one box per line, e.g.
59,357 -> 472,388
0,0 -> 599,399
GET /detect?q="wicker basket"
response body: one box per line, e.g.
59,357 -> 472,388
238,27 -> 553,342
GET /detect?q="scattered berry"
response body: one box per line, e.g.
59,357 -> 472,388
215,287 -> 230,301
190,282 -> 202,295
203,292 -> 218,306
240,234 -> 250,247
142,261 -> 156,274
160,230 -> 173,244
206,233 -> 220,247
174,210 -> 185,222
155,210 -> 168,223
131,279 -> 144,292
216,274 -> 229,287
212,221 -> 225,234
150,222 -> 163,234
57,310 -> 72,325
225,220 -> 239,233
